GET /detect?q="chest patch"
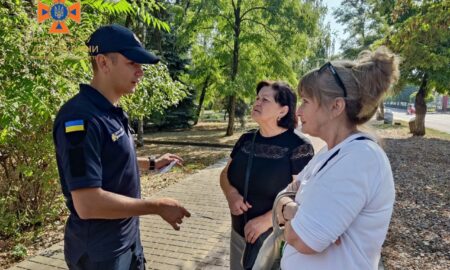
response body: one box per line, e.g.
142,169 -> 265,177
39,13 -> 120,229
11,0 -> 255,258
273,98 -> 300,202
111,127 -> 125,142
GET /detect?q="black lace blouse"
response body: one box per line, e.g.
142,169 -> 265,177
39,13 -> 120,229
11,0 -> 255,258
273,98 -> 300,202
228,128 -> 314,237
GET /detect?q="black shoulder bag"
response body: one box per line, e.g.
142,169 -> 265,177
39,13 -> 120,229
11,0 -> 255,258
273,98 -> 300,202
241,130 -> 273,270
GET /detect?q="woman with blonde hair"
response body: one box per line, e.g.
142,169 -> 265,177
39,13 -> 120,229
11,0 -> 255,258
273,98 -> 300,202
278,46 -> 399,270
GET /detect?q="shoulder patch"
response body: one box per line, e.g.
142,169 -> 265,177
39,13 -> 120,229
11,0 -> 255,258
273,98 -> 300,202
64,120 -> 87,146
65,120 -> 85,133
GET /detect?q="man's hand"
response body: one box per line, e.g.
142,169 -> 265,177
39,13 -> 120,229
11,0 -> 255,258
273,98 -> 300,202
156,153 -> 183,170
225,188 -> 252,216
244,213 -> 272,244
156,198 -> 191,230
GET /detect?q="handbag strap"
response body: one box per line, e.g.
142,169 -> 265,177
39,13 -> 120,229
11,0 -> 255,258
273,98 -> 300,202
243,129 -> 258,224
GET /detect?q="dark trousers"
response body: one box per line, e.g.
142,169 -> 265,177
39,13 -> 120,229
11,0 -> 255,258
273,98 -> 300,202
66,242 -> 146,270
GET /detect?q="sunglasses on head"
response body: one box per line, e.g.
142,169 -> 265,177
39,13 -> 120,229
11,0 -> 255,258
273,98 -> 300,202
318,62 -> 348,98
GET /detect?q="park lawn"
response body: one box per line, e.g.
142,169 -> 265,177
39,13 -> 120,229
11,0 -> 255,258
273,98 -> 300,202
136,121 -> 258,197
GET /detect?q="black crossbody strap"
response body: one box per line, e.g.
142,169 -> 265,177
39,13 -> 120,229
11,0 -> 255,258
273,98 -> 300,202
317,136 -> 372,174
243,130 -> 258,224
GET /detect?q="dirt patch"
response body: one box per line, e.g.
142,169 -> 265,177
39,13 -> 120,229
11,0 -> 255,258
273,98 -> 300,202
374,123 -> 450,270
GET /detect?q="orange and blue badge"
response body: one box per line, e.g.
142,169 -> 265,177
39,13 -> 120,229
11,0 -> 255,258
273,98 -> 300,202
65,120 -> 85,133
37,0 -> 81,34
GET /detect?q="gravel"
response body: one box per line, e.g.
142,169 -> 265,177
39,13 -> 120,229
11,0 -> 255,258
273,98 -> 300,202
377,125 -> 450,270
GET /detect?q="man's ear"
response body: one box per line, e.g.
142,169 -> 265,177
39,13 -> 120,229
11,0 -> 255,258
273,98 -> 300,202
95,54 -> 110,74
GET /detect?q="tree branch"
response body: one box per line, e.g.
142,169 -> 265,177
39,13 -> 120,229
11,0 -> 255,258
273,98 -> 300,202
209,1 -> 234,29
214,13 -> 234,29
212,36 -> 233,51
241,18 -> 277,39
240,6 -> 268,20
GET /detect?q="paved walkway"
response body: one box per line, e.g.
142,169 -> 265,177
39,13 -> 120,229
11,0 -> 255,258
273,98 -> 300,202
8,159 -> 232,270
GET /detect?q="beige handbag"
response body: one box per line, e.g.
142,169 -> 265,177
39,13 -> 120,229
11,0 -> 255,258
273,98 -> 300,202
252,191 -> 297,270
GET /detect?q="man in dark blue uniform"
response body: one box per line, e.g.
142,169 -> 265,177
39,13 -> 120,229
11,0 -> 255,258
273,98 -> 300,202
53,24 -> 191,270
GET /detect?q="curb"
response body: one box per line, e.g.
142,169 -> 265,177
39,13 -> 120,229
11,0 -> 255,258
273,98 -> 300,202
143,139 -> 234,149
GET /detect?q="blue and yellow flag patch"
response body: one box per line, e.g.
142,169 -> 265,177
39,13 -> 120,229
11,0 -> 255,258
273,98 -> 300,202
65,120 -> 85,133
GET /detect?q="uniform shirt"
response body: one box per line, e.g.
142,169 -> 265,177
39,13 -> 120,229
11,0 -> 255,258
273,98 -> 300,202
281,133 -> 395,270
227,129 -> 313,237
53,84 -> 140,263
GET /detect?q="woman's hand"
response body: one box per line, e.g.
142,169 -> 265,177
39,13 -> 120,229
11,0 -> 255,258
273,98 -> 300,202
225,188 -> 252,216
244,212 -> 272,244
282,201 -> 298,221
276,197 -> 296,224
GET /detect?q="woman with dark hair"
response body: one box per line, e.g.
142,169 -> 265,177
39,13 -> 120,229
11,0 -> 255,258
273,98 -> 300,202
277,46 -> 399,270
220,80 -> 314,269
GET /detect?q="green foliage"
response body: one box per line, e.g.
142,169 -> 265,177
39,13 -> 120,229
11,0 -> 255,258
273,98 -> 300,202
150,92 -> 197,129
12,244 -> 28,259
333,0 -> 388,58
177,0 -> 324,127
139,2 -> 195,128
81,0 -> 170,31
0,0 -> 182,239
381,0 -> 449,94
120,63 -> 187,120
386,85 -> 417,103
0,0 -> 91,238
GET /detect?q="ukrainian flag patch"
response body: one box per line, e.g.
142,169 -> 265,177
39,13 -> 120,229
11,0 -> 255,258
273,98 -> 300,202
65,120 -> 85,133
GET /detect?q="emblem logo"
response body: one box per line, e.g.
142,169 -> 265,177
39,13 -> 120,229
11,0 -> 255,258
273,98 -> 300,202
37,0 -> 81,34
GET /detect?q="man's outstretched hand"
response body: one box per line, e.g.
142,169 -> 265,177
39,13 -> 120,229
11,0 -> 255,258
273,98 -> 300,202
156,197 -> 191,230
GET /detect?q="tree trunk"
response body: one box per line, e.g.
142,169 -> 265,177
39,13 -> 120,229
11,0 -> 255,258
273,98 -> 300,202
412,74 -> 428,136
194,75 -> 210,125
137,117 -> 144,147
225,0 -> 241,136
226,95 -> 236,136
376,102 -> 385,120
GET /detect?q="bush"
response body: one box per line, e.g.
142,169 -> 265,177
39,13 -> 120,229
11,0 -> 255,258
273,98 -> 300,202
0,1 -> 186,239
0,1 -> 89,238
11,244 -> 27,260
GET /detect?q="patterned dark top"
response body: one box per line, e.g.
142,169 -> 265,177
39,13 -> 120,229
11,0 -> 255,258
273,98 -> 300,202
228,128 -> 314,236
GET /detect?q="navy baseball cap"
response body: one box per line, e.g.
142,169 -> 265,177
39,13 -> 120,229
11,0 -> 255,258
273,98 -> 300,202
86,24 -> 160,64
